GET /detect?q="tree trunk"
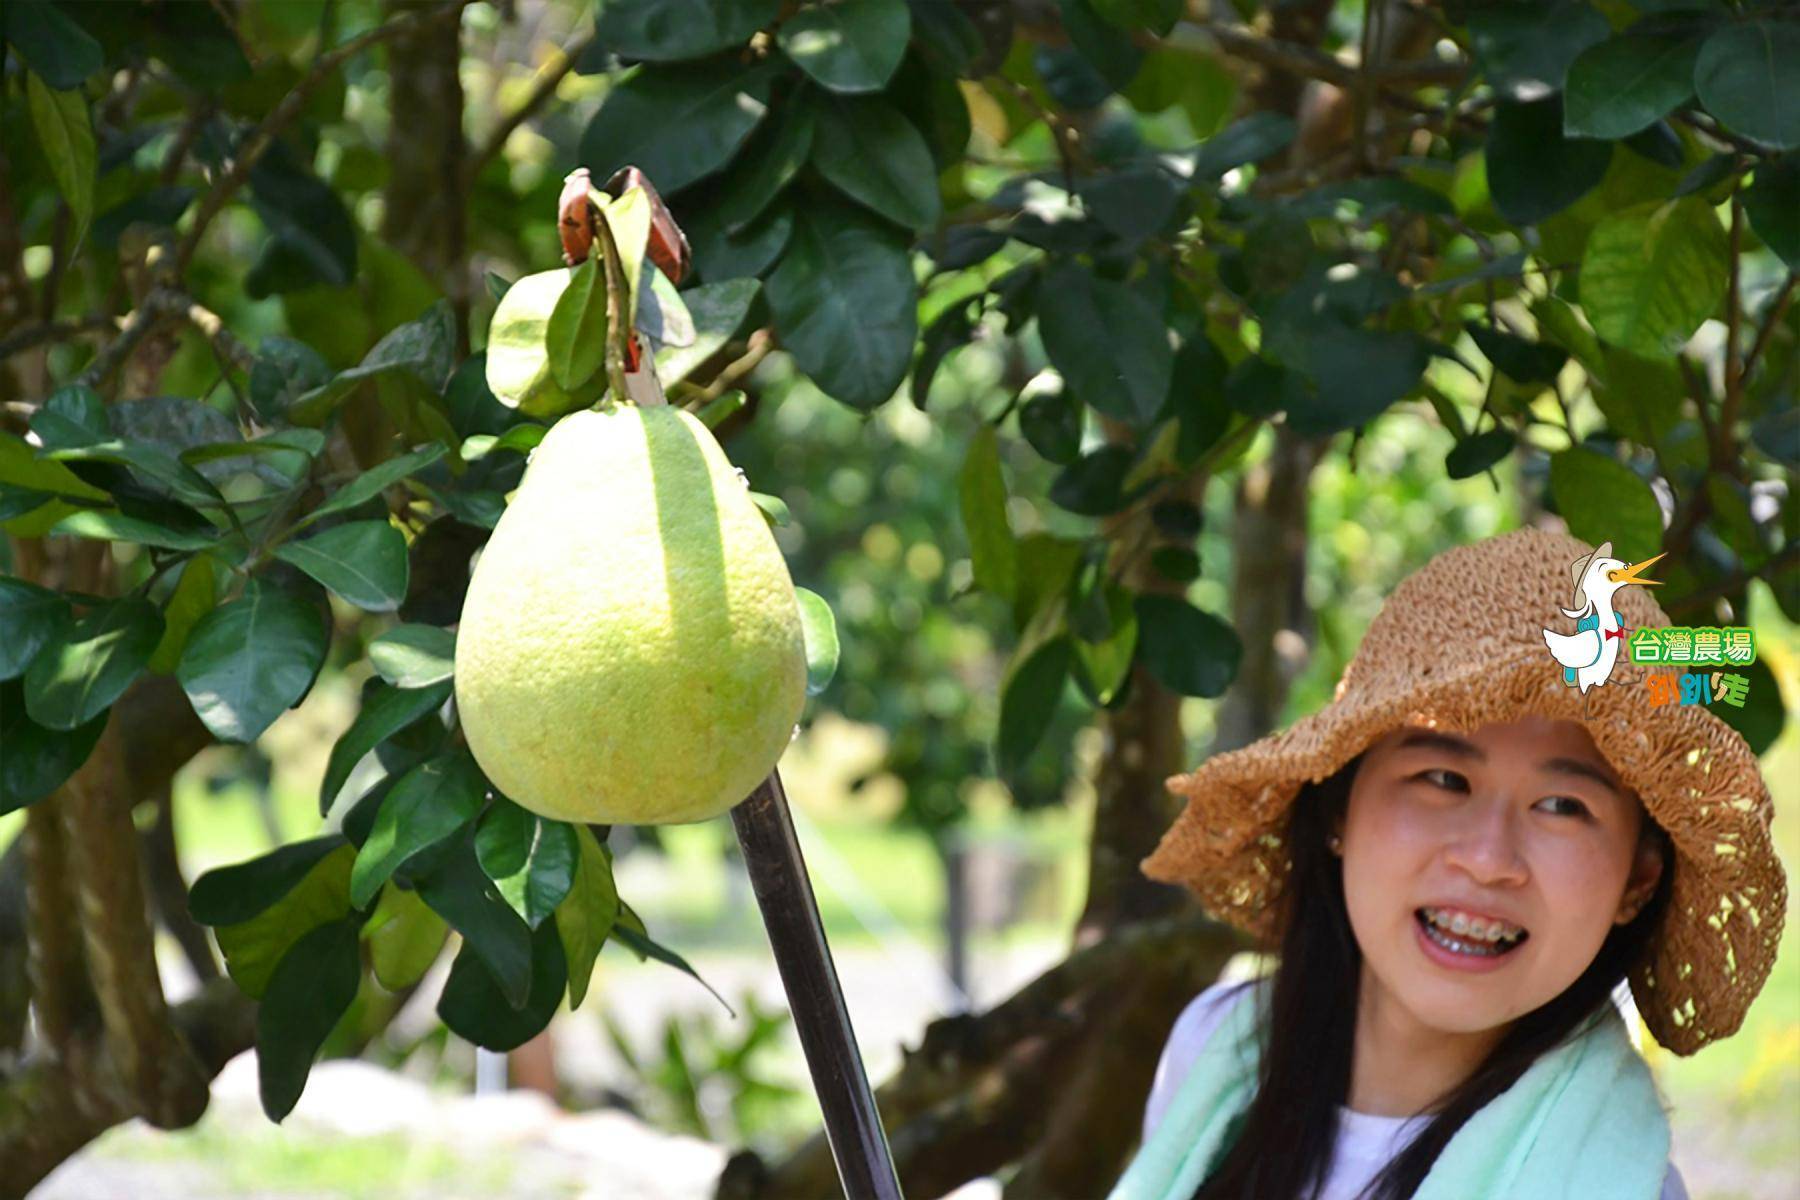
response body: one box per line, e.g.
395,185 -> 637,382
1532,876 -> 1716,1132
381,0 -> 470,354
1208,425 -> 1327,758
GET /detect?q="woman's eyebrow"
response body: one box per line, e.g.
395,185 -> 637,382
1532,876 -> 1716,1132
1392,731 -> 1622,797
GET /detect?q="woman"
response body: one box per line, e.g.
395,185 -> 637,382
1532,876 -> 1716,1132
1111,528 -> 1786,1200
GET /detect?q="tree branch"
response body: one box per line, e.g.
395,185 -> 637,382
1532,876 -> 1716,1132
0,976 -> 257,1200
0,316 -> 122,362
174,0 -> 471,273
55,719 -> 211,1129
465,29 -> 597,182
73,287 -> 256,393
1742,271 -> 1798,391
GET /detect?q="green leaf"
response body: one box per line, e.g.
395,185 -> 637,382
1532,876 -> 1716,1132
250,338 -> 333,422
1466,0 -> 1610,101
1050,445 -> 1138,516
26,73 -> 95,248
1693,20 -> 1800,151
593,0 -> 775,61
365,882 -> 450,991
350,751 -> 488,908
579,60 -> 777,195
656,278 -> 762,385
714,102 -> 817,234
189,835 -> 349,926
556,828 -> 619,1009
1563,27 -> 1705,140
415,829 -> 534,1009
2,1 -> 103,90
636,262 -> 693,349
959,426 -> 1017,601
0,679 -> 105,815
810,97 -> 941,231
913,297 -> 979,409
213,842 -> 355,999
749,490 -> 790,527
1547,447 -> 1664,563
778,0 -> 910,93
458,424 -> 547,463
49,509 -> 223,551
176,578 -> 328,744
1056,0 -> 1142,90
766,201 -> 916,410
608,918 -> 735,1015
31,384 -> 109,450
256,917 -> 361,1121
603,186 -> 654,331
293,444 -> 447,533
998,636 -> 1070,778
319,680 -> 453,816
23,598 -> 162,731
1019,383 -> 1083,465
1092,0 -> 1181,36
795,586 -> 839,697
1580,198 -> 1727,359
1487,97 -> 1612,225
0,431 -> 107,502
437,918 -> 567,1049
0,576 -> 69,680
246,138 -> 358,297
1070,583 -> 1138,707
1149,547 -> 1199,583
46,441 -> 227,512
369,624 -> 455,688
287,303 -> 456,424
1189,112 -> 1296,180
1467,324 -> 1569,385
1134,595 -> 1241,698
686,201 -> 793,282
148,552 -> 218,675
275,520 -> 408,613
1446,428 -> 1518,480
544,254 -> 606,392
1038,263 -> 1171,427
1744,155 -> 1800,270
475,800 -> 578,930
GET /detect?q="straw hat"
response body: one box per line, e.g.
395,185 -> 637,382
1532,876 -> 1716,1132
1141,526 -> 1785,1055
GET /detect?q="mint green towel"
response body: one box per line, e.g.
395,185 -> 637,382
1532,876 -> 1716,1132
1108,983 -> 1670,1200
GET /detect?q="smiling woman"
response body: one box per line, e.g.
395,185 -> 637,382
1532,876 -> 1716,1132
1109,528 -> 1784,1200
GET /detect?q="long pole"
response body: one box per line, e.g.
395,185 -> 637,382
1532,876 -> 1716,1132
731,770 -> 904,1200
580,169 -> 900,1196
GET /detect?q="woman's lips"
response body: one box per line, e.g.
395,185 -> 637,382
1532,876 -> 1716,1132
1412,910 -> 1524,974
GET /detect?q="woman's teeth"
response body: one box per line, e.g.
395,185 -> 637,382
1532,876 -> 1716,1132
1416,907 -> 1528,957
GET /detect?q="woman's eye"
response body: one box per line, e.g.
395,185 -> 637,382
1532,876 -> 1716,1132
1418,768 -> 1466,791
1536,795 -> 1592,819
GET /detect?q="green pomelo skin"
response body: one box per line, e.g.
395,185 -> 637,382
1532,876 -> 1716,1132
485,268 -> 608,420
454,404 -> 808,825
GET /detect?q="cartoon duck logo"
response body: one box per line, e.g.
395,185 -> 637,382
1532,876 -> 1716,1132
1542,540 -> 1665,716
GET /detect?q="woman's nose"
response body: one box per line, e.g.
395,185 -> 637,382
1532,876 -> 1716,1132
1442,800 -> 1529,886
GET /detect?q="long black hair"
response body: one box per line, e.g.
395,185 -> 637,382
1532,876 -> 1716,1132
1190,749 -> 1676,1200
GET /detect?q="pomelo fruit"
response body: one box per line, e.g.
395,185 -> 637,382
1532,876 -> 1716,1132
453,403 -> 807,825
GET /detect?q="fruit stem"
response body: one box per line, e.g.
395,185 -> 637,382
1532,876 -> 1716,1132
593,198 -> 633,405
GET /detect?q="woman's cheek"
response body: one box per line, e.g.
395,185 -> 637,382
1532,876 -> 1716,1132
1521,832 -> 1632,967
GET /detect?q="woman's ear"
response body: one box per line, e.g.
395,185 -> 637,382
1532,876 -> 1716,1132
1614,826 -> 1667,925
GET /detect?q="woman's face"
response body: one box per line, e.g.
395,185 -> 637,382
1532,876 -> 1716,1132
1339,715 -> 1665,1039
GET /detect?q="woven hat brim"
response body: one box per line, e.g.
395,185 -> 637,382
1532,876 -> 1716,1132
1141,648 -> 1785,1057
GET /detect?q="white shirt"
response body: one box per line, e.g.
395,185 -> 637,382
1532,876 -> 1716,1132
1142,980 -> 1689,1200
